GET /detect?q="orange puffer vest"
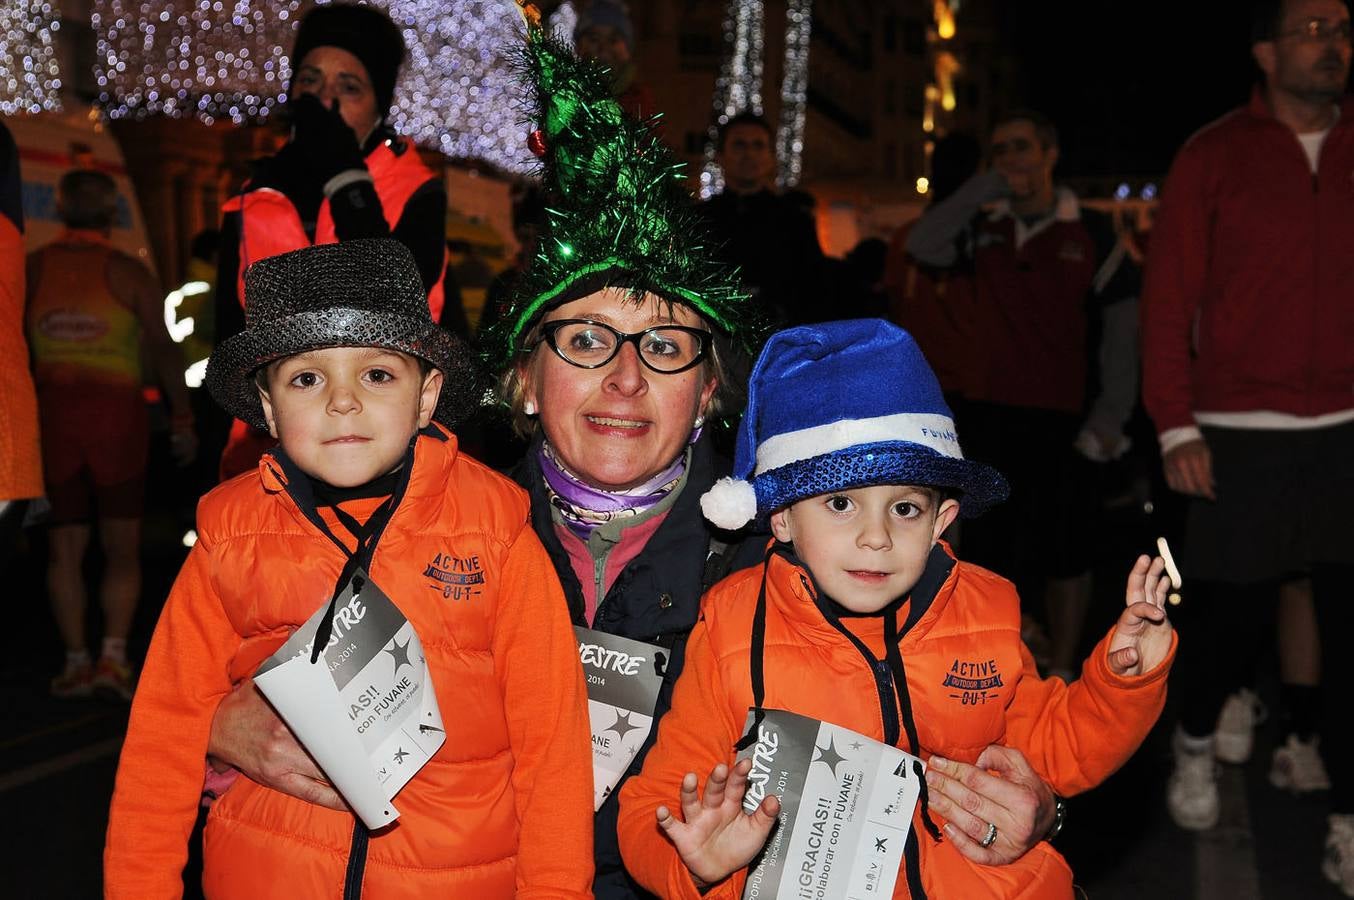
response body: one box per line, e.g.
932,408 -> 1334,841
106,426 -> 595,899
0,212 -> 40,499
619,543 -> 1173,900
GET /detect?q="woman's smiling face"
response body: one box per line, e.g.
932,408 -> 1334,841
525,289 -> 717,491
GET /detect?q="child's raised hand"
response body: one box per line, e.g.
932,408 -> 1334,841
655,757 -> 781,890
1106,554 -> 1173,676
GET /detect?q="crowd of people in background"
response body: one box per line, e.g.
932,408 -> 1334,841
3,0 -> 1352,896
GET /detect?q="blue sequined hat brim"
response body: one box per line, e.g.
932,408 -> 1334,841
752,441 -> 1009,519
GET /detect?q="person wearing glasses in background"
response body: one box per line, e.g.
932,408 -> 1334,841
1142,0 -> 1354,888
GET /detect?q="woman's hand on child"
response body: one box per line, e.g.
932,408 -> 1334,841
925,745 -> 1056,865
207,678 -> 347,811
1107,554 -> 1173,677
656,757 -> 780,890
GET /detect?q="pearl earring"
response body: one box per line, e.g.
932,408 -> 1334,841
524,400 -> 537,416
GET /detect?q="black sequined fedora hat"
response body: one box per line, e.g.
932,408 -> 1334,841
206,239 -> 484,431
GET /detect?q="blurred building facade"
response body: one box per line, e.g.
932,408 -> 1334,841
631,0 -> 1017,252
23,0 -> 1022,280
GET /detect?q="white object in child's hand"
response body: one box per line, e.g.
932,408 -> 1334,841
1156,536 -> 1183,605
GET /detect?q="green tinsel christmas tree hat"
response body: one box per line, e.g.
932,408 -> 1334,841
481,6 -> 763,370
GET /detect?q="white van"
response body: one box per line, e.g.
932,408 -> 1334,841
5,104 -> 155,271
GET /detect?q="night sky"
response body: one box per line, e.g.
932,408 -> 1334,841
996,2 -> 1262,177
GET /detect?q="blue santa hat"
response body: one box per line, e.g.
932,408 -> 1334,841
701,319 -> 1008,529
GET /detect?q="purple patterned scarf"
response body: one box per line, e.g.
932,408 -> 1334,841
539,430 -> 699,540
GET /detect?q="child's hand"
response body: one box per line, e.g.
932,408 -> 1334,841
1106,554 -> 1173,676
655,757 -> 781,890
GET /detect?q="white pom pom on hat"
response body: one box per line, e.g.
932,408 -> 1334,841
700,477 -> 758,530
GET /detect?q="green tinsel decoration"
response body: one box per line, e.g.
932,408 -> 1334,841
481,19 -> 765,370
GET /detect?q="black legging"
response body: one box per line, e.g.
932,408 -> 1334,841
1175,564 -> 1354,813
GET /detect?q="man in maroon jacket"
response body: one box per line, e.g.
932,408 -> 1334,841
906,110 -> 1142,684
1142,0 -> 1354,887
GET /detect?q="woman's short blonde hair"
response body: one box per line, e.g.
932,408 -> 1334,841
495,301 -> 743,440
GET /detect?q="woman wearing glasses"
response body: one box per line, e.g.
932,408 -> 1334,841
202,23 -> 1060,899
492,290 -> 768,899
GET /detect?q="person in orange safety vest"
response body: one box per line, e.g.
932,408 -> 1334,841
214,2 -> 452,480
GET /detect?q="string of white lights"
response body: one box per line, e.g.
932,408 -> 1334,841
0,0 -> 62,114
93,0 -> 302,124
384,0 -> 531,172
547,0 -> 577,49
700,0 -> 764,199
776,0 -> 811,187
91,0 -> 534,173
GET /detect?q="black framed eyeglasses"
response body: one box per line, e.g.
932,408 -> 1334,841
536,319 -> 712,374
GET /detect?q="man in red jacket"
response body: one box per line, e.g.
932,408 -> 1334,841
905,110 -> 1142,683
1141,0 -> 1354,887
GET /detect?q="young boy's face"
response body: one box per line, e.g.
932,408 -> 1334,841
770,484 -> 960,614
258,346 -> 442,488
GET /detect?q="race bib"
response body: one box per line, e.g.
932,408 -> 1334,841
255,571 -> 445,829
575,626 -> 666,810
736,709 -> 923,900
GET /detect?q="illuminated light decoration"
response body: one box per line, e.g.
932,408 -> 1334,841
184,357 -> 209,388
93,0 -> 302,123
915,176 -> 929,195
700,0 -> 765,198
93,0 -> 535,173
1141,183 -> 1158,201
383,0 -> 533,172
547,0 -> 577,48
1115,182 -> 1131,201
934,0 -> 956,40
935,50 -> 959,113
164,279 -> 210,344
775,0 -> 811,187
164,278 -> 211,383
0,1 -> 63,114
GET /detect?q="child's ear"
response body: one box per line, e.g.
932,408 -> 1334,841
931,497 -> 961,543
257,385 -> 279,439
769,508 -> 794,543
417,368 -> 444,428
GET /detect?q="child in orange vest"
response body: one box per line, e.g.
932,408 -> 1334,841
105,239 -> 594,898
618,319 -> 1176,899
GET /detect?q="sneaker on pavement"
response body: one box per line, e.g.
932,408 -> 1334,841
1324,814 -> 1354,897
1168,728 -> 1220,831
92,657 -> 136,701
1214,688 -> 1266,765
1270,734 -> 1332,794
50,661 -> 93,698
